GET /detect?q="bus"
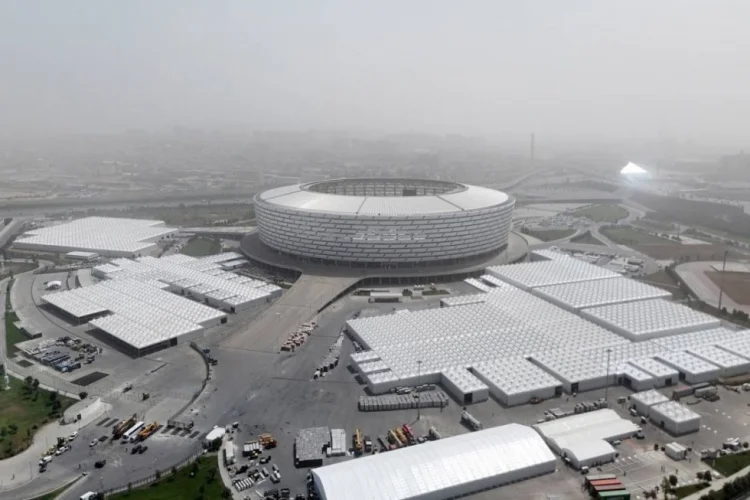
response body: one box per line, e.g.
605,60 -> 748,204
122,421 -> 145,443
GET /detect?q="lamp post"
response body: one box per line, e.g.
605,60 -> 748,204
718,250 -> 729,313
417,360 -> 422,421
604,348 -> 612,403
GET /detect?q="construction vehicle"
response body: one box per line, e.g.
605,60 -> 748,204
386,430 -> 401,449
112,414 -> 137,439
394,427 -> 408,446
353,429 -> 363,453
259,433 -> 278,449
402,424 -> 417,445
428,426 -> 442,440
137,422 -> 159,442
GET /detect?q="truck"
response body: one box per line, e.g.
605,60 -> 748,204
137,422 -> 159,442
112,414 -> 137,439
402,424 -> 417,445
461,410 -> 483,431
224,443 -> 236,466
353,429 -> 363,453
167,419 -> 194,430
258,433 -> 277,449
363,435 -> 373,453
428,426 -> 442,440
387,430 -> 401,449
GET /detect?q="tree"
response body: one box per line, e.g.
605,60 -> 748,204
192,461 -> 200,474
661,476 -> 671,499
32,378 -> 39,390
79,391 -> 88,400
24,375 -> 33,387
48,391 -> 57,402
8,423 -> 18,435
221,487 -> 232,499
669,474 -> 678,487
155,469 -> 161,480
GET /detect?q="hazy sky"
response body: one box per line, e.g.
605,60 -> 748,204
2,1 -> 749,145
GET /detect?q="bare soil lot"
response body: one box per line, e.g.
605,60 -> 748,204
633,243 -> 736,260
707,271 -> 750,305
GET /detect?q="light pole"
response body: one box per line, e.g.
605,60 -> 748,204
604,348 -> 612,403
718,250 -> 729,313
417,360 -> 422,421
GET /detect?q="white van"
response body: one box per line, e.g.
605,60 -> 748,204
80,492 -> 98,500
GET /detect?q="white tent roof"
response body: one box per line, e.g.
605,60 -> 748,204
312,423 -> 555,500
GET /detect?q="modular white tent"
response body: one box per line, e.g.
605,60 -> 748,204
486,258 -> 621,290
533,409 -> 640,469
655,351 -> 720,384
15,217 -> 176,257
687,345 -> 750,377
649,401 -> 701,435
581,300 -> 720,341
532,277 -> 671,312
312,424 -> 556,500
630,389 -> 670,417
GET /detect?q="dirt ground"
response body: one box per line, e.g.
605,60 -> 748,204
633,243 -> 735,260
635,270 -> 685,299
706,271 -> 750,305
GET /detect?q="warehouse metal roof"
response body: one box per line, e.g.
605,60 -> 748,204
312,423 -> 555,500
581,299 -> 720,340
534,409 -> 640,454
16,217 -> 176,253
533,278 -> 671,311
628,357 -> 679,379
258,182 -> 511,216
654,327 -> 747,351
474,358 -> 562,397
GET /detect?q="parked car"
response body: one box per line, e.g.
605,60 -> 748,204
94,459 -> 107,468
260,455 -> 271,464
131,445 -> 142,454
68,431 -> 78,441
138,446 -> 148,454
89,439 -> 98,448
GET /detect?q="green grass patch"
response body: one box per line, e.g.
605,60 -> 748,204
569,204 -> 629,223
28,478 -> 82,500
674,483 -> 708,498
570,230 -> 606,246
108,456 -> 228,500
601,226 -> 677,246
711,451 -> 750,477
0,262 -> 36,280
520,228 -> 575,242
180,237 -> 222,257
4,309 -> 26,357
0,377 -> 75,458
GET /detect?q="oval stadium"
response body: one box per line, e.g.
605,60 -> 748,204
252,178 -> 515,268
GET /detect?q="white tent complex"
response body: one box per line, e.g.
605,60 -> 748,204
312,424 -> 556,500
533,409 -> 640,469
620,162 -> 652,180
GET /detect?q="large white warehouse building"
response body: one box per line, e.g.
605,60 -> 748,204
312,423 -> 556,500
14,217 -> 177,258
254,178 -> 515,266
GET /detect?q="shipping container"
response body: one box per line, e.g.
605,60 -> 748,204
597,490 -> 630,500
590,479 -> 624,488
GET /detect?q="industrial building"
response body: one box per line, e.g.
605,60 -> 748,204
347,253 -> 749,401
533,409 -> 640,469
648,401 -> 701,435
311,423 -> 556,500
42,253 -> 281,356
254,178 -> 515,266
14,217 -> 177,257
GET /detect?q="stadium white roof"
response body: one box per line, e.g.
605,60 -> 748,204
533,277 -> 671,311
16,217 -> 176,254
486,258 -> 621,290
311,423 -> 556,500
258,183 -> 511,215
581,299 -> 720,340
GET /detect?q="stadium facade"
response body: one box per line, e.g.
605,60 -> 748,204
253,178 -> 515,268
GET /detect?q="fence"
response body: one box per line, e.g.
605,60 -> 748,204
101,443 -> 205,497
